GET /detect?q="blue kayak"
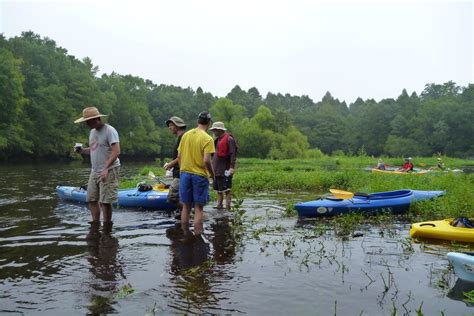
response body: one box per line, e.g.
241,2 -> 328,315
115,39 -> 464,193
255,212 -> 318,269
56,185 -> 177,210
295,189 -> 445,218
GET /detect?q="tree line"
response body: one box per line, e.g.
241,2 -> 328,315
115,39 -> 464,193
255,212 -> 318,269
1,32 -> 473,161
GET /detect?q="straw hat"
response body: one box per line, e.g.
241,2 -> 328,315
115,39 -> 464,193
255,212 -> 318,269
74,107 -> 107,123
209,121 -> 227,131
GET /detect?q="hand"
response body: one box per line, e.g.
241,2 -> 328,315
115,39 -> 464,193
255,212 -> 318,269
100,169 -> 109,183
164,162 -> 170,170
229,168 -> 235,175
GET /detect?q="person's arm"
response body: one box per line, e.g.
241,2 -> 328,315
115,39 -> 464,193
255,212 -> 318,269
79,147 -> 91,155
204,153 -> 214,179
228,137 -> 237,175
164,158 -> 179,170
100,142 -> 121,181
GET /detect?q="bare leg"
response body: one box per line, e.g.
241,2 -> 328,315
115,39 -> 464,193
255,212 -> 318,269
89,201 -> 101,222
181,203 -> 192,232
101,202 -> 113,223
225,191 -> 232,210
216,192 -> 224,208
194,204 -> 204,235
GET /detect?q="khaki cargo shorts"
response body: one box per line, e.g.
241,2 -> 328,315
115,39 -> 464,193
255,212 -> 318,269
167,177 -> 180,204
86,167 -> 120,204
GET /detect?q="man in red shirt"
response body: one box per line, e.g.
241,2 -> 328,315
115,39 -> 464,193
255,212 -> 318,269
210,121 -> 237,211
399,157 -> 414,172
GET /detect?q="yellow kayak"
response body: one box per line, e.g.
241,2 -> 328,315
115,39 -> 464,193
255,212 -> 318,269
372,168 -> 429,175
410,219 -> 474,243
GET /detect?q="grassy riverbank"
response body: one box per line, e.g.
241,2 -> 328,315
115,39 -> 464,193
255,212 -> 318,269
121,156 -> 474,221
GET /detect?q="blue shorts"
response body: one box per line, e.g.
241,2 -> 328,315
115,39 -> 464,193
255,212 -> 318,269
179,172 -> 209,205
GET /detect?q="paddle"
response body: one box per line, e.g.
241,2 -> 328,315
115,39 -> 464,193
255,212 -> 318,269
147,171 -> 170,189
329,189 -> 354,199
329,189 -> 369,199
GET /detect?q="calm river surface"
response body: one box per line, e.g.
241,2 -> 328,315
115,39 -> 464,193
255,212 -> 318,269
1,161 -> 473,315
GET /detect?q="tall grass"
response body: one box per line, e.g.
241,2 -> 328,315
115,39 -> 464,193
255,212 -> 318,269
124,156 -> 474,220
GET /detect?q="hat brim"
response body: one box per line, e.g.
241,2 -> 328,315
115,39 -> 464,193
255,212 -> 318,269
210,127 -> 226,131
74,114 -> 107,124
166,119 -> 186,128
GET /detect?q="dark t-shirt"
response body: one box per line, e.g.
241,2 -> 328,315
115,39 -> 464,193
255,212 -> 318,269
172,134 -> 183,178
212,134 -> 237,177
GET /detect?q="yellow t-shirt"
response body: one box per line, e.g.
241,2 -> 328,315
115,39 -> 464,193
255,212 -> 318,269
178,128 -> 215,177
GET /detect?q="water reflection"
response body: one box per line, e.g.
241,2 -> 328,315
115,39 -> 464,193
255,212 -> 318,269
166,223 -> 211,274
211,217 -> 237,265
85,222 -> 124,314
164,216 -> 240,313
448,278 -> 474,306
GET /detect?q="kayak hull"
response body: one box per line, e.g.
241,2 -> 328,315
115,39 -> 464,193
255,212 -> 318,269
371,168 -> 428,175
447,252 -> 474,282
295,189 -> 445,218
56,185 -> 177,210
410,219 -> 474,243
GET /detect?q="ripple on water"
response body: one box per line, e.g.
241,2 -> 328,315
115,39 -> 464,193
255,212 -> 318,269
0,198 -> 19,206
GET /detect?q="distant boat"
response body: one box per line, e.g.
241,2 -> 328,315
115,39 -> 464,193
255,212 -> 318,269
295,189 -> 445,218
371,168 -> 429,175
56,185 -> 177,210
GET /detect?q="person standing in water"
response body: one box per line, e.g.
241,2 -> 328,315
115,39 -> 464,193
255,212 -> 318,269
164,116 -> 187,219
177,111 -> 215,236
74,107 -> 120,225
209,121 -> 237,211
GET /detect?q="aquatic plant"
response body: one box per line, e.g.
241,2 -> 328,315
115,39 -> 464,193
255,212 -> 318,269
115,283 -> 135,299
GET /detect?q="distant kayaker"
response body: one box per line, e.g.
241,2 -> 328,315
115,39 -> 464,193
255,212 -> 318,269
74,107 -> 121,225
398,157 -> 414,172
376,159 -> 386,170
164,116 -> 187,220
210,121 -> 237,211
436,157 -> 446,170
177,111 -> 215,236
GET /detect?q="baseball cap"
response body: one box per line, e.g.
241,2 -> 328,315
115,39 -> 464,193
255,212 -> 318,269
197,111 -> 212,124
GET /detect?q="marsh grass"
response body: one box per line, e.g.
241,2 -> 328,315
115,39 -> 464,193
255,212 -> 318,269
121,157 -> 473,220
116,157 -> 472,315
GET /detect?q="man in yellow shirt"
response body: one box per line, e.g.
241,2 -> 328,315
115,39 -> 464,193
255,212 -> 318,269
177,111 -> 215,236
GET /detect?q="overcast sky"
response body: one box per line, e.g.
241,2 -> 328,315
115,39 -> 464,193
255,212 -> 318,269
1,0 -> 472,103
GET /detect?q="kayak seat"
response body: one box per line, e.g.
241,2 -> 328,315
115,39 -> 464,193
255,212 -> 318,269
325,196 -> 343,201
452,217 -> 474,228
420,223 -> 436,227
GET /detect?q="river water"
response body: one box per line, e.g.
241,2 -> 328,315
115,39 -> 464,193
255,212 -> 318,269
1,162 -> 473,315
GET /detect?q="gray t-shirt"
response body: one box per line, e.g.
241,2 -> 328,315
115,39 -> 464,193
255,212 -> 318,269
89,124 -> 120,173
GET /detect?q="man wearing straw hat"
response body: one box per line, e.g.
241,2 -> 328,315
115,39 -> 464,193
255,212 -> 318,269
74,107 -> 121,225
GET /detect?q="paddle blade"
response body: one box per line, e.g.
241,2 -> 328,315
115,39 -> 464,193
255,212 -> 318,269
148,171 -> 156,179
329,189 -> 354,199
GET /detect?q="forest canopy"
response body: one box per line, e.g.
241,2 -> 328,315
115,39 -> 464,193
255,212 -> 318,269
0,32 -> 473,161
